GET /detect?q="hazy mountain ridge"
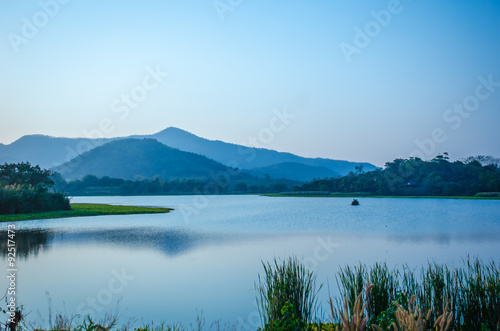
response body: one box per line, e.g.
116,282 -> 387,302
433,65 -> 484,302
0,135 -> 111,169
0,127 -> 377,181
145,127 -> 377,175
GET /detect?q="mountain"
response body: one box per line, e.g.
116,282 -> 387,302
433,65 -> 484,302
0,127 -> 377,180
56,138 -> 230,181
0,135 -> 110,169
145,127 -> 377,175
245,162 -> 339,182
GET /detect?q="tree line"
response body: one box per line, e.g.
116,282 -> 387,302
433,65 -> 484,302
53,173 -> 291,196
2,154 -> 498,216
295,154 -> 500,196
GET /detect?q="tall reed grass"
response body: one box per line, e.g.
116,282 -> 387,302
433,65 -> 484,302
336,257 -> 500,330
255,256 -> 322,329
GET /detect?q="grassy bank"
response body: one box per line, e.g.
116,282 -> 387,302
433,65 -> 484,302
0,203 -> 172,222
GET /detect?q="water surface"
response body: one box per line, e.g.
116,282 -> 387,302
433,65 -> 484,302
1,196 -> 499,328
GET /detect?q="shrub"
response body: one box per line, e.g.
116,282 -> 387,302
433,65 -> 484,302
0,185 -> 71,215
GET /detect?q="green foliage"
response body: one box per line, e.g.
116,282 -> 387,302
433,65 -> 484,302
58,175 -> 294,196
72,316 -> 117,331
336,262 -> 399,326
453,258 -> 500,330
0,185 -> 70,215
133,322 -> 184,331
366,263 -> 399,320
0,162 -> 70,215
306,322 -> 340,330
0,162 -> 54,189
336,264 -> 366,315
256,257 -> 321,329
234,182 -> 248,192
262,301 -> 306,331
369,292 -> 408,330
298,155 -> 500,196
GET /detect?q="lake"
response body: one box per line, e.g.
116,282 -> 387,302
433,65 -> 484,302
1,195 -> 500,329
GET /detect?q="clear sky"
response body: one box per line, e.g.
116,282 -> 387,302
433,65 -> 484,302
1,0 -> 499,166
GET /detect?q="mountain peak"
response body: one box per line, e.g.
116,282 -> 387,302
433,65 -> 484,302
154,127 -> 194,136
56,137 -> 228,180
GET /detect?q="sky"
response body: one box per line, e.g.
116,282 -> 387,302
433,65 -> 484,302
1,0 -> 499,167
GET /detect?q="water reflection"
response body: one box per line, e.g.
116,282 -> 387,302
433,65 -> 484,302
57,227 -> 222,256
384,232 -> 500,245
0,229 -> 54,260
3,225 -> 500,262
1,226 -> 253,259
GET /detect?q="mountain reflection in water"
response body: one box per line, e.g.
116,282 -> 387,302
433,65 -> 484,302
1,226 -> 250,259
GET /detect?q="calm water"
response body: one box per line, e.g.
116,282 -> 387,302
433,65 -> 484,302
1,195 -> 499,328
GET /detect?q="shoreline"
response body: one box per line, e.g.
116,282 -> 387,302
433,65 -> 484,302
264,193 -> 500,199
64,193 -> 500,199
0,203 -> 173,222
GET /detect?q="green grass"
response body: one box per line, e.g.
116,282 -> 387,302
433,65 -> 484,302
0,203 -> 172,222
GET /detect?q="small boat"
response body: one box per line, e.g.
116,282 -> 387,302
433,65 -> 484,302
351,199 -> 359,206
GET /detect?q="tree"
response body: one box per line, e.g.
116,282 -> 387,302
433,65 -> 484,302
462,155 -> 500,168
82,174 -> 99,187
297,154 -> 500,197
271,183 -> 288,193
51,172 -> 68,192
235,182 -> 248,192
0,162 -> 54,189
0,163 -> 70,215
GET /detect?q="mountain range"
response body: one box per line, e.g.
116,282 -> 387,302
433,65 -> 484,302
0,127 -> 377,182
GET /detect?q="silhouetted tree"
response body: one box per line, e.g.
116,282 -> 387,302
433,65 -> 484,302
0,162 -> 54,189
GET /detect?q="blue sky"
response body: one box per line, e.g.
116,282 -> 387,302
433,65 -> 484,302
1,0 -> 499,166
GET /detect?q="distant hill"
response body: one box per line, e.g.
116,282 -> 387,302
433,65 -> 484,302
145,127 -> 377,175
245,162 -> 339,182
0,135 -> 110,169
55,138 -> 230,181
0,127 -> 378,180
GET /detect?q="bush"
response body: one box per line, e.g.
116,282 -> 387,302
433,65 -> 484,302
0,185 -> 71,215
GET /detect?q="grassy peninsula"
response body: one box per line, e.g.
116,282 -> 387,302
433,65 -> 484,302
0,203 -> 172,222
